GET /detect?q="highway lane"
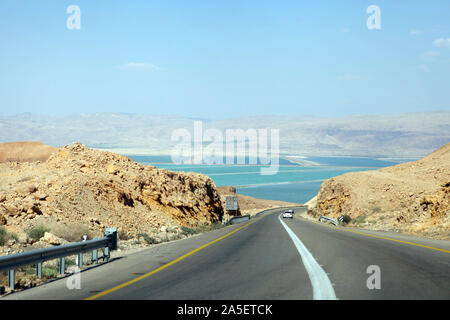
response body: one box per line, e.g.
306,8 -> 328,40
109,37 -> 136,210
97,209 -> 313,300
286,215 -> 450,299
3,207 -> 450,300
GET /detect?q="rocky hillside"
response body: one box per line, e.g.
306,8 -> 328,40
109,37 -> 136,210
0,141 -> 57,163
308,143 -> 450,240
0,143 -> 224,242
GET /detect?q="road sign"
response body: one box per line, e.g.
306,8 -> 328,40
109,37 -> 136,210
225,196 -> 238,211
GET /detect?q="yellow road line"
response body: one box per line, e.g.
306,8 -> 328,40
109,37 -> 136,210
307,219 -> 450,254
85,218 -> 260,300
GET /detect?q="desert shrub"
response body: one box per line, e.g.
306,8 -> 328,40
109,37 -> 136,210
0,226 -> 8,246
51,223 -> 91,242
137,233 -> 158,244
66,258 -> 76,266
22,265 -> 37,276
169,233 -> 183,241
42,267 -> 58,279
181,223 -> 224,236
118,230 -> 130,241
181,226 -> 200,236
354,215 -> 367,225
159,235 -> 170,243
26,225 -> 50,241
204,222 -> 224,231
341,215 -> 351,224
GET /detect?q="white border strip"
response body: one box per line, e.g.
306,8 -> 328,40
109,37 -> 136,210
279,214 -> 337,300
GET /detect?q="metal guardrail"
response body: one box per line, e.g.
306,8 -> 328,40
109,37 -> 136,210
0,228 -> 117,290
254,208 -> 273,218
228,214 -> 251,225
318,216 -> 339,226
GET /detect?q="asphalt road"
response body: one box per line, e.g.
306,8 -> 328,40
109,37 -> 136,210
3,207 -> 450,300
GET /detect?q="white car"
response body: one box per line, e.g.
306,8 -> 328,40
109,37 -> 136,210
282,209 -> 294,219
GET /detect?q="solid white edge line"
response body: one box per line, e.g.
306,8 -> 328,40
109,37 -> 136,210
279,214 -> 337,300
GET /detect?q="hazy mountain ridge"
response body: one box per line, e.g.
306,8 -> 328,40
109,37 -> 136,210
1,111 -> 449,157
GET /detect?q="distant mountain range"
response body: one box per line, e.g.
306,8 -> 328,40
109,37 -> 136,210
1,111 -> 449,157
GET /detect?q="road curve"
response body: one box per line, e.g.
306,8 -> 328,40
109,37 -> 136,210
3,208 -> 450,300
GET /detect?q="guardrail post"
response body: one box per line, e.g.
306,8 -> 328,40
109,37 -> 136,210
104,228 -> 117,250
59,257 -> 66,275
8,269 -> 15,290
77,253 -> 83,268
36,262 -> 42,279
103,247 -> 110,262
92,249 -> 98,264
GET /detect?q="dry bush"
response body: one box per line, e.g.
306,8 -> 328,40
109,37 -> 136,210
50,223 -> 93,242
118,229 -> 131,240
0,226 -> 8,246
24,217 -> 96,242
26,225 -> 50,241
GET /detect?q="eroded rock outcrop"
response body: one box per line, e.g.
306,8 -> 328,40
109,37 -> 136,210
0,142 -> 224,241
0,141 -> 57,163
310,143 -> 450,239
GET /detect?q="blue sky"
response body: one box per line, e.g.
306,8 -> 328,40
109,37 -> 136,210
0,0 -> 449,119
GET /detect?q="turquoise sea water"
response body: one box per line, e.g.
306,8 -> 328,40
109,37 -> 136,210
128,155 -> 416,204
